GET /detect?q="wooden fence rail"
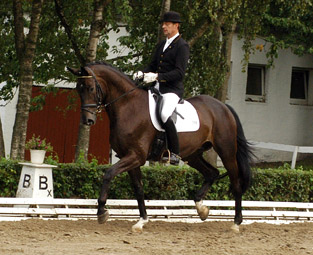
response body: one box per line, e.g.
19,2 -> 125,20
0,198 -> 312,222
251,141 -> 313,169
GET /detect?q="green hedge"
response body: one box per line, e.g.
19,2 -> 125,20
0,159 -> 22,197
0,158 -> 312,202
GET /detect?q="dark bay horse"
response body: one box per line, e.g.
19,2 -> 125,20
68,61 -> 253,232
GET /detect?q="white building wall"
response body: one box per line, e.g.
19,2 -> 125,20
227,35 -> 313,162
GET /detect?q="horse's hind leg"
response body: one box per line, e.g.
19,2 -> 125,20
220,156 -> 243,232
186,153 -> 220,221
128,167 -> 148,233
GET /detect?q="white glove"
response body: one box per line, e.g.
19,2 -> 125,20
143,72 -> 158,83
133,71 -> 143,80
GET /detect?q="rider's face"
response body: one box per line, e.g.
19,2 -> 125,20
162,22 -> 179,39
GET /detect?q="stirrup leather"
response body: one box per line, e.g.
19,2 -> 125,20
161,149 -> 171,164
161,150 -> 181,165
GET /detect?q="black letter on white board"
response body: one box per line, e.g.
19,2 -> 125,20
23,174 -> 31,188
39,176 -> 48,190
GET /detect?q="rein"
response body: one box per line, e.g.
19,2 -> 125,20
79,67 -> 142,114
103,86 -> 138,108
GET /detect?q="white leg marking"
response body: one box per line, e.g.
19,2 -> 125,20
231,224 -> 240,233
195,200 -> 203,210
131,217 -> 149,233
195,200 -> 209,221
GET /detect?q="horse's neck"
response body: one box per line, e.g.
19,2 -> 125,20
112,79 -> 134,96
106,75 -> 136,103
104,75 -> 145,119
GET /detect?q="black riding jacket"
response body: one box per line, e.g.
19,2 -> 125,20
144,35 -> 190,98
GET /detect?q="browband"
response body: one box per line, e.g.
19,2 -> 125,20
78,76 -> 93,78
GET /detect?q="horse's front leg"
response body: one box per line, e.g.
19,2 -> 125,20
128,168 -> 148,233
97,156 -> 143,224
97,166 -> 114,224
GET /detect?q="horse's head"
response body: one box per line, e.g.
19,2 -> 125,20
67,66 -> 104,126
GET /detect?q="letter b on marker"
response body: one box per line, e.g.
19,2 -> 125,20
23,174 -> 31,188
39,176 -> 48,190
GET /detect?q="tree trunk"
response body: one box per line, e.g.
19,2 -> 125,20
86,0 -> 109,62
75,123 -> 91,160
187,21 -> 209,48
204,23 -> 236,167
10,0 -> 43,160
0,114 -> 5,158
74,0 -> 109,161
216,24 -> 236,103
157,0 -> 171,43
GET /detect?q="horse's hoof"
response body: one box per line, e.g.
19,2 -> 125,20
132,224 -> 143,233
198,206 -> 209,221
195,201 -> 209,221
131,218 -> 149,233
97,210 -> 109,224
231,224 -> 240,233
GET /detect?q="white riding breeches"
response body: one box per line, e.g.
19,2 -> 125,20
159,92 -> 180,123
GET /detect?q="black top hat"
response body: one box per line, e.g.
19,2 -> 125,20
161,11 -> 182,23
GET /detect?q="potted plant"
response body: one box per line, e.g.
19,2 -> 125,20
25,134 -> 53,164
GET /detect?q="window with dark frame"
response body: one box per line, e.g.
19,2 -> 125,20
245,65 -> 265,102
290,69 -> 308,101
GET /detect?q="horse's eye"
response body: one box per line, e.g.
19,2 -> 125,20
90,87 -> 94,92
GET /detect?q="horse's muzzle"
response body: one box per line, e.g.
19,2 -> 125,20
81,105 -> 97,126
81,113 -> 97,126
84,118 -> 95,126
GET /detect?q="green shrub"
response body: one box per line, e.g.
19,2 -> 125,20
245,168 -> 313,202
0,158 -> 22,197
53,162 -> 107,198
0,158 -> 312,202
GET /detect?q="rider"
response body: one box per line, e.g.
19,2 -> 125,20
133,11 -> 190,165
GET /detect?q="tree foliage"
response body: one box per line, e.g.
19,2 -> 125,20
0,1 -> 19,102
260,0 -> 313,65
110,0 -> 273,97
0,0 -> 312,160
0,0 -> 131,159
1,0 -> 312,101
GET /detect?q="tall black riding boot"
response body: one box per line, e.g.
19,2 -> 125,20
162,117 -> 180,165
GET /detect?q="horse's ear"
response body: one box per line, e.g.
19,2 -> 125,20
67,67 -> 80,76
80,67 -> 89,76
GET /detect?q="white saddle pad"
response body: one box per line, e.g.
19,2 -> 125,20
148,90 -> 200,132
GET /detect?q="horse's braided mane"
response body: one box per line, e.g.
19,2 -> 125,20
86,61 -> 134,84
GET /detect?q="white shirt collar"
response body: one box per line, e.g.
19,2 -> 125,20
163,32 -> 179,52
166,32 -> 179,44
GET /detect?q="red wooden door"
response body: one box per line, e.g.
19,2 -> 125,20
26,87 -> 110,164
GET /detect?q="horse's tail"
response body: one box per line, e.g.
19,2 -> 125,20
226,104 -> 254,194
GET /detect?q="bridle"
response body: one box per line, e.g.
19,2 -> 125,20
78,67 -> 142,115
78,67 -> 105,115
